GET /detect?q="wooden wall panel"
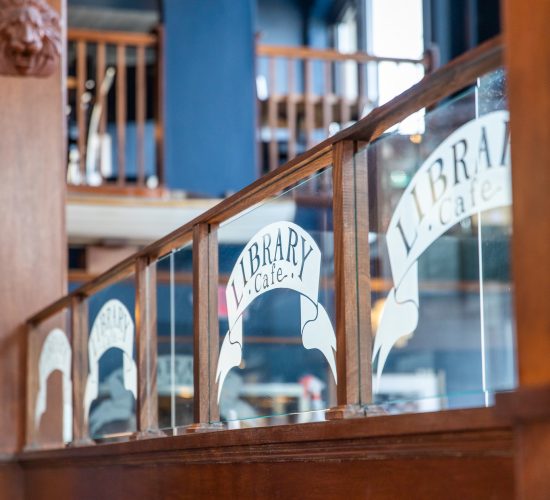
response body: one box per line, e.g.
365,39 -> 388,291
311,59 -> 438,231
19,410 -> 513,499
0,0 -> 67,460
22,449 -> 513,500
0,463 -> 23,500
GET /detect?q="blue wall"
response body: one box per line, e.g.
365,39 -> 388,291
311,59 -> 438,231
163,0 -> 257,197
256,0 -> 303,46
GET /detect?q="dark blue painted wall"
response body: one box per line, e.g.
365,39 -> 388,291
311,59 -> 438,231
163,0 -> 257,197
256,0 -> 303,46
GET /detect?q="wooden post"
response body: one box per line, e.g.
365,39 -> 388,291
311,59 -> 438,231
135,257 -> 160,437
327,140 -> 371,419
70,295 -> 92,446
24,323 -> 39,450
188,223 -> 221,431
495,1 -> 550,499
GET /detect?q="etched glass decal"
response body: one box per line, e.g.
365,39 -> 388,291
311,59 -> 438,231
373,110 -> 511,386
84,299 -> 137,425
216,221 -> 337,401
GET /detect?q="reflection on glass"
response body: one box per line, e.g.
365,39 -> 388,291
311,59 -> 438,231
156,244 -> 194,430
86,277 -> 137,439
362,68 -> 515,415
216,169 -> 336,427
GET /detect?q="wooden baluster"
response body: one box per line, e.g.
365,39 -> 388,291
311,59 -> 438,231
268,57 -> 278,172
357,61 -> 366,120
304,58 -> 314,150
188,223 -> 220,432
286,58 -> 296,161
70,295 -> 92,445
327,140 -> 372,419
155,27 -> 165,187
136,45 -> 146,186
95,42 -> 106,177
323,60 -> 333,137
116,44 -> 127,185
135,257 -> 160,436
76,41 -> 87,181
319,61 -> 334,195
340,61 -> 351,126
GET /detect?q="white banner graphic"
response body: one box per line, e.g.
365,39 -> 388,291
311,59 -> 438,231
373,110 -> 511,387
216,221 -> 337,401
34,328 -> 72,443
84,299 -> 137,422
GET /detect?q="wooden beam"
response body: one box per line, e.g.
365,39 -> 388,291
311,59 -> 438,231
68,28 -> 157,46
19,406 -> 510,462
256,45 -> 422,65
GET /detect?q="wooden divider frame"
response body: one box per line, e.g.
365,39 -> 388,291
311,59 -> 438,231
25,36 -> 504,448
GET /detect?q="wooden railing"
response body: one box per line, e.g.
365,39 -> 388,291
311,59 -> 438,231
66,28 -> 164,193
65,29 -> 426,195
256,44 -> 428,174
25,36 -> 504,448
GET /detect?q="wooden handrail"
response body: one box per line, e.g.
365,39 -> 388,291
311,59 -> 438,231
68,28 -> 157,46
30,36 -> 503,322
341,35 -> 503,142
257,44 -> 424,65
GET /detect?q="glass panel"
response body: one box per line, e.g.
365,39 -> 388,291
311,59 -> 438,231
215,168 -> 336,427
476,69 -> 515,395
156,243 -> 194,431
359,68 -> 515,414
86,275 -> 137,439
28,309 -> 72,449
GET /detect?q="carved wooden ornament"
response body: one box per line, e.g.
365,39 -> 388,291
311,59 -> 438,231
0,0 -> 61,77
